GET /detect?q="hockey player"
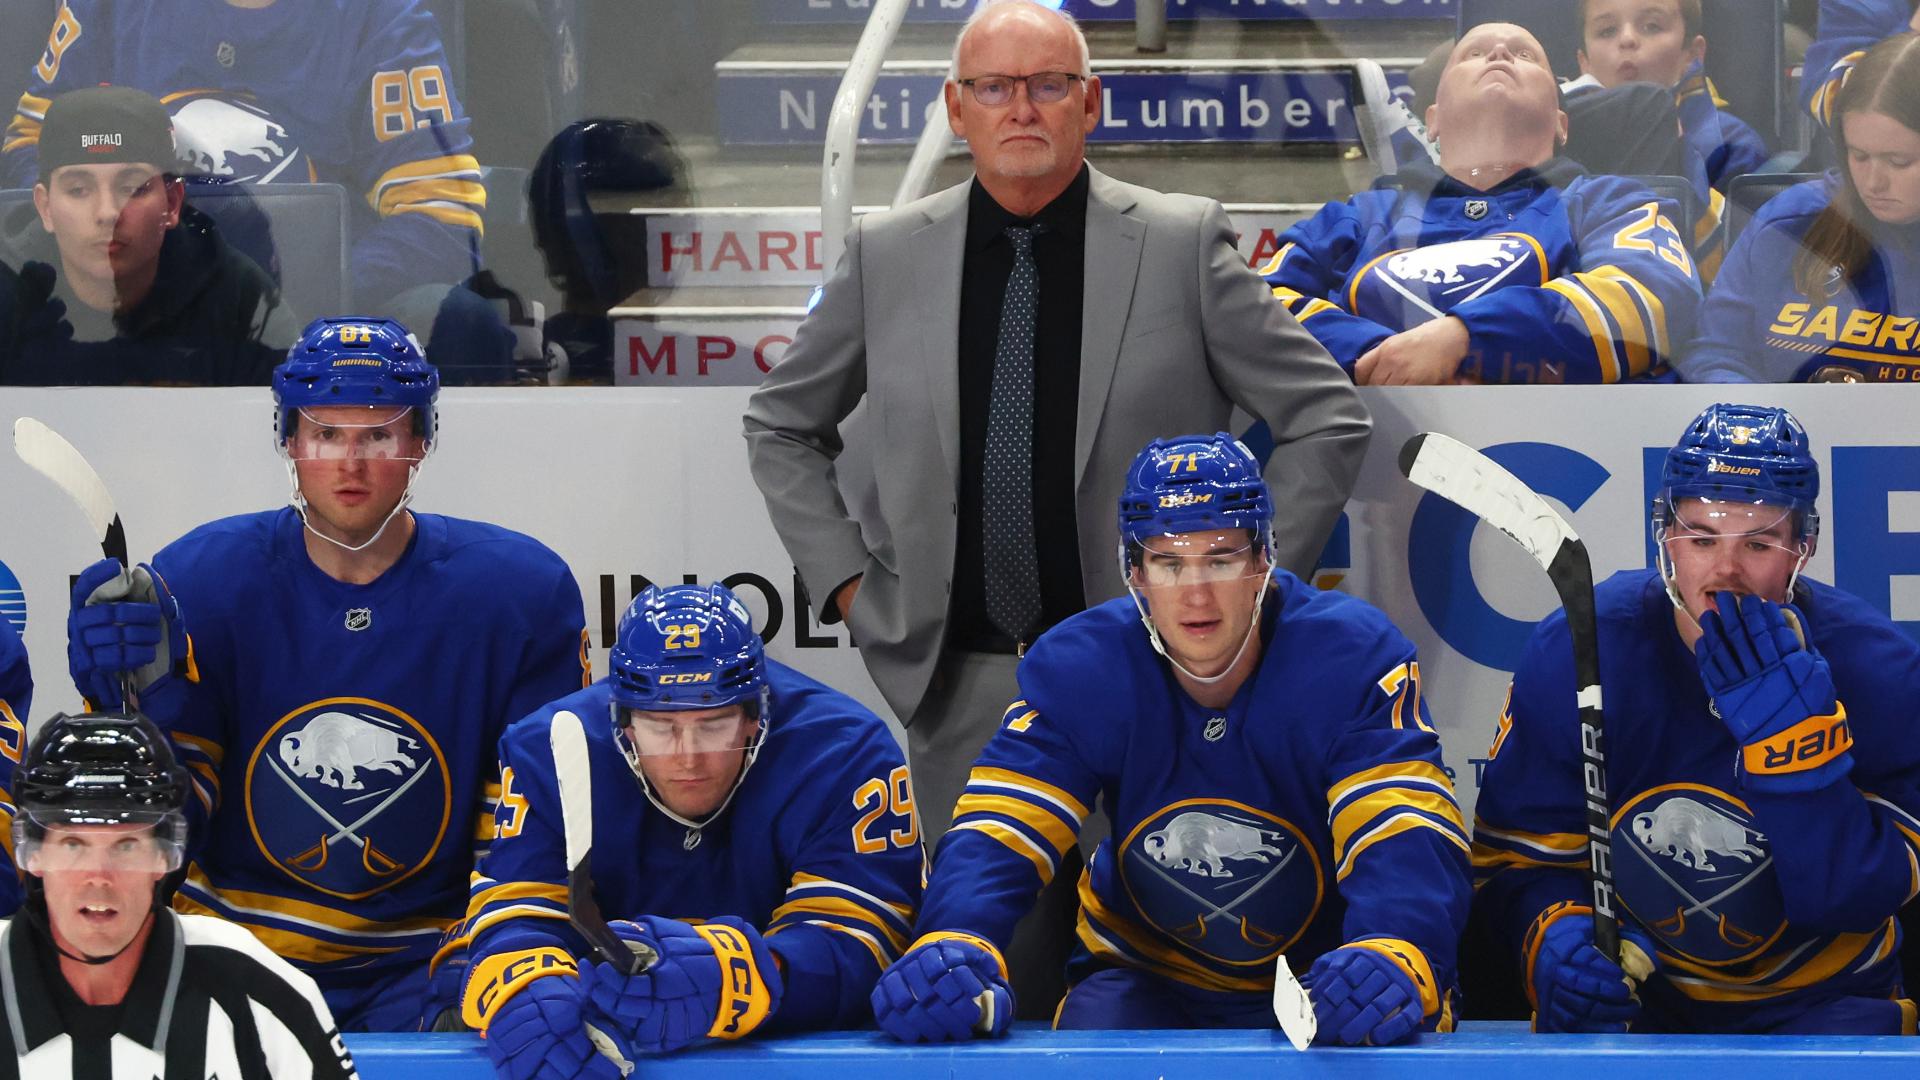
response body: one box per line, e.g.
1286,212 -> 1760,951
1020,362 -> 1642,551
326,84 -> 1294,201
1261,21 -> 1702,384
0,710 -> 356,1079
1473,403 -> 1920,1034
63,316 -> 590,1031
458,583 -> 920,1078
0,623 -> 28,916
871,433 -> 1470,1042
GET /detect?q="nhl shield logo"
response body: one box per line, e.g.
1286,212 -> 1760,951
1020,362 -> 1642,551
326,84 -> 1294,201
215,41 -> 237,69
1464,199 -> 1490,220
1121,802 -> 1322,965
344,608 -> 372,632
1612,786 -> 1784,965
1203,716 -> 1227,742
246,698 -> 450,900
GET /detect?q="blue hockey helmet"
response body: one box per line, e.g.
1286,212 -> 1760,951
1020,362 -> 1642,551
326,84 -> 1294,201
1656,403 -> 1819,541
1117,433 -> 1273,549
273,317 -> 438,447
609,584 -> 768,715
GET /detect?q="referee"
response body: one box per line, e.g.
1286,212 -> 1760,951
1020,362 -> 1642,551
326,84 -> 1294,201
0,711 -> 357,1079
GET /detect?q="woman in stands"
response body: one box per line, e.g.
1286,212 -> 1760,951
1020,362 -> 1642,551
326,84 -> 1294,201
1680,32 -> 1920,382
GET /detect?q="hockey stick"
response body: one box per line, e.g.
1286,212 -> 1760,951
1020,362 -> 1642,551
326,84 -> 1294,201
1398,432 -> 1620,963
550,709 -> 658,976
14,417 -> 128,566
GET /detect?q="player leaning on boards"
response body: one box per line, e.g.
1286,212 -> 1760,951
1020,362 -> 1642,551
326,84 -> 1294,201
873,433 -> 1470,1043
0,711 -> 356,1079
62,317 -> 590,1032
1474,403 -> 1920,1034
459,584 -> 921,1080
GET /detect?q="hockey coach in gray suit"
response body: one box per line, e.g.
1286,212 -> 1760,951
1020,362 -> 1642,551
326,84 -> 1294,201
744,0 -> 1368,1016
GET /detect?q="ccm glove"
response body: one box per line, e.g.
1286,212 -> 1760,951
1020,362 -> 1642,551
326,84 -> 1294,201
67,558 -> 189,710
1695,593 -> 1852,792
871,934 -> 1013,1043
1301,944 -> 1425,1046
484,971 -> 628,1080
1529,908 -> 1657,1033
582,915 -> 784,1053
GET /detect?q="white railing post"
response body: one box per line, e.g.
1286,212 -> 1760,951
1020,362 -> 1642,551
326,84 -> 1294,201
821,0 -> 915,281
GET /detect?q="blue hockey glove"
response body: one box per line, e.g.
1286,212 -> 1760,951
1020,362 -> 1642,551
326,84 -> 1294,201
67,558 -> 188,711
582,915 -> 784,1053
1529,909 -> 1658,1033
1694,593 -> 1852,792
1300,944 -> 1424,1046
871,933 -> 1013,1043
484,971 -> 628,1080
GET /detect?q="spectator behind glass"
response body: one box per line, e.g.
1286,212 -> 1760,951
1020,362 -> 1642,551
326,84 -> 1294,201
2,0 -> 513,383
1565,0 -> 1771,194
1681,33 -> 1920,382
1803,0 -> 1920,131
0,84 -> 294,385
1262,22 -> 1702,384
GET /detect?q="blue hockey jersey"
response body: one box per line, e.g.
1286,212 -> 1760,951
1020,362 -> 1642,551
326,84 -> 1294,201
1473,570 -> 1920,1031
0,624 -> 28,916
455,665 -> 922,1035
915,572 -> 1471,1027
1803,0 -> 1915,129
1680,176 -> 1920,382
141,508 -> 587,984
1261,159 -> 1701,383
4,0 -> 486,303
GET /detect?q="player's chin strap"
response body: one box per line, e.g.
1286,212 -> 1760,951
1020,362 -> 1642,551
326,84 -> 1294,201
280,455 -> 425,554
1652,513 -> 1814,627
1126,565 -> 1272,688
620,709 -> 770,834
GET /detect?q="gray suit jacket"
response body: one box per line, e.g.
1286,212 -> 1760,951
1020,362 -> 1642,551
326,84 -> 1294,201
744,166 -> 1370,722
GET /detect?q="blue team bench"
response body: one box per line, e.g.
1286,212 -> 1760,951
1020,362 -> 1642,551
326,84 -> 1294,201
344,1023 -> 1920,1079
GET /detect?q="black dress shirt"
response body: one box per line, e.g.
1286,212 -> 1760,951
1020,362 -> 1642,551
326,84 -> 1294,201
950,166 -> 1088,653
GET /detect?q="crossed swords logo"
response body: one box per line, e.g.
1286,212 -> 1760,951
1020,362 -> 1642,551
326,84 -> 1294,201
1127,841 -> 1297,948
269,751 -> 431,878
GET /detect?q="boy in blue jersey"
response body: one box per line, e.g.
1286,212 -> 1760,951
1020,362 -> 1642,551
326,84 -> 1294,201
0,623 -> 28,915
1262,21 -> 1701,384
1474,403 -> 1920,1034
61,316 -> 590,1031
459,583 -> 921,1080
872,434 -> 1470,1043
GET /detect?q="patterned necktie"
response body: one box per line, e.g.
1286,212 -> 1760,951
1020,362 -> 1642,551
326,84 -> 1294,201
983,224 -> 1043,644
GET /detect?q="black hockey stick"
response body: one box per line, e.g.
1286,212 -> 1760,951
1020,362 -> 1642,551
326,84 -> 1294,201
1399,432 -> 1620,963
549,709 -> 658,976
14,418 -> 129,566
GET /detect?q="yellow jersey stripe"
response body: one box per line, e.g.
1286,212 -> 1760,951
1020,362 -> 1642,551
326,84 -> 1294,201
954,792 -> 1076,858
969,766 -> 1089,821
1075,885 -> 1269,993
1327,760 -> 1454,809
770,895 -> 909,954
1332,787 -> 1465,864
1543,278 -> 1623,382
787,871 -> 915,920
1337,811 -> 1470,881
771,919 -> 890,970
174,892 -> 410,965
948,819 -> 1055,884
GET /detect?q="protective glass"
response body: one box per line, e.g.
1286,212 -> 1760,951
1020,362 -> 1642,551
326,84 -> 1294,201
1659,497 -> 1808,559
1126,532 -> 1270,588
958,72 -> 1084,106
623,708 -> 760,757
286,406 -> 425,462
15,817 -> 186,874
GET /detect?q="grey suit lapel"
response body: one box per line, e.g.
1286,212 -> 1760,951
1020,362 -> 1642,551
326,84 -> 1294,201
909,183 -> 969,491
1076,168 -> 1144,487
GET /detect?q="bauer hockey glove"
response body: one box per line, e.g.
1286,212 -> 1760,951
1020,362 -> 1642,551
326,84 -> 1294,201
871,933 -> 1013,1043
1528,907 -> 1657,1033
484,970 -> 629,1080
582,915 -> 784,1054
67,558 -> 190,711
1694,593 -> 1852,793
1300,944 -> 1426,1045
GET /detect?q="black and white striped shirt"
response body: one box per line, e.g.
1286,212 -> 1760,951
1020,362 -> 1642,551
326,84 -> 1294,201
0,910 -> 358,1079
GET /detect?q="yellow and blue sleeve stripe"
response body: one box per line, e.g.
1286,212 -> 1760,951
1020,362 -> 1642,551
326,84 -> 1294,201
171,731 -> 224,818
368,154 -> 487,234
1543,266 -> 1668,382
1810,50 -> 1868,127
1863,793 -> 1920,903
2,93 -> 46,156
1469,818 -> 1588,886
768,871 -> 914,971
1326,761 -> 1469,883
948,763 -> 1089,888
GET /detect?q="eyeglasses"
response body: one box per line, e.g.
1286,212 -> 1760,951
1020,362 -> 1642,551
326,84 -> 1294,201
957,72 -> 1085,107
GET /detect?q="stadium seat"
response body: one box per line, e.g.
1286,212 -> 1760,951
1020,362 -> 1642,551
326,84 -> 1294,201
1457,0 -> 1790,149
1725,170 -> 1819,244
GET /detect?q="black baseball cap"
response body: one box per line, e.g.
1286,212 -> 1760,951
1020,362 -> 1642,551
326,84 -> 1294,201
37,85 -> 181,177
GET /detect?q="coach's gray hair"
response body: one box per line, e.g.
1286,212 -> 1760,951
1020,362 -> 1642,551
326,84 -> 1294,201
948,0 -> 1092,80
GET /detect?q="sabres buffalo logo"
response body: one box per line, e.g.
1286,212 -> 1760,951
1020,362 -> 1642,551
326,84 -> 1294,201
245,698 -> 450,900
1353,233 -> 1548,333
1611,785 -> 1786,965
1120,800 -> 1321,966
169,91 -> 307,183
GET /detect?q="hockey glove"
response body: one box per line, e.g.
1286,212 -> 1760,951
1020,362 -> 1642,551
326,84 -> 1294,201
484,971 -> 629,1080
1529,908 -> 1657,1033
871,933 -> 1013,1043
1694,593 -> 1852,793
582,915 -> 784,1053
1300,944 -> 1425,1045
67,558 -> 190,711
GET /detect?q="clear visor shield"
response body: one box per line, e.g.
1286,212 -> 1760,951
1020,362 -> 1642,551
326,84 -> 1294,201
1126,532 -> 1271,589
285,406 -> 425,462
1659,498 -> 1809,560
621,707 -> 761,757
14,815 -> 187,875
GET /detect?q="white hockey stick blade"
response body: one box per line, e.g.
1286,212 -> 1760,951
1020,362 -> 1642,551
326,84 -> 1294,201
1399,432 -> 1578,573
14,417 -> 127,564
1273,955 -> 1315,1051
550,710 -> 654,975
